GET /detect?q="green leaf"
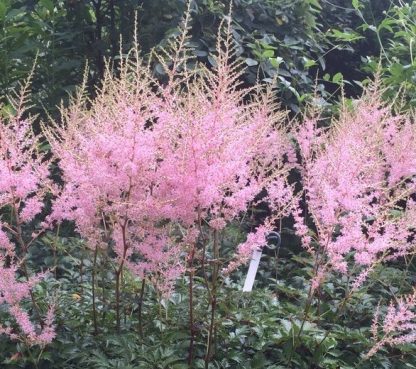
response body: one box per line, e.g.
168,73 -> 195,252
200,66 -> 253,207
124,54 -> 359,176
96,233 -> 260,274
330,29 -> 363,42
280,319 -> 293,334
262,49 -> 274,59
377,18 -> 394,33
303,57 -> 317,68
172,365 -> 189,369
0,2 -> 8,20
352,0 -> 362,10
332,72 -> 343,84
39,0 -> 54,13
207,55 -> 217,67
308,0 -> 322,10
193,50 -> 208,57
5,8 -> 25,20
270,57 -> 283,68
250,352 -> 266,368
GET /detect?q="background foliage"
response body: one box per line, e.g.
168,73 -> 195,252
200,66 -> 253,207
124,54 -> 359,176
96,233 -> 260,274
1,0 -> 412,114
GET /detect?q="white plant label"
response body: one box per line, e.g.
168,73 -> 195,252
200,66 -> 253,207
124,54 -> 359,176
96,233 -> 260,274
242,248 -> 263,292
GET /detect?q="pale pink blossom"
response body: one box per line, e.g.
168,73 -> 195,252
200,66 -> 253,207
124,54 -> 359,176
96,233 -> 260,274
45,23 -> 293,292
293,85 -> 416,275
0,100 -> 55,345
367,289 -> 416,357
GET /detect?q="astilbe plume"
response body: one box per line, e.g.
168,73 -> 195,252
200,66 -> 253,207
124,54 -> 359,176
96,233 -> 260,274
153,18 -> 295,274
0,82 -> 55,346
292,83 -> 416,355
44,60 -> 182,294
294,83 -> 416,283
367,289 -> 416,357
44,15 -> 294,295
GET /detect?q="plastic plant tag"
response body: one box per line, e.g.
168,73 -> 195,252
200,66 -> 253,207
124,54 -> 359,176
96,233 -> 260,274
242,248 -> 263,292
242,231 -> 281,292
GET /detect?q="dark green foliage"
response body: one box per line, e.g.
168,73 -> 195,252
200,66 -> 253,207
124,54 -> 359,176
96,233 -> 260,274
0,0 -> 399,115
1,226 -> 415,369
0,0 -> 88,114
360,1 -> 416,108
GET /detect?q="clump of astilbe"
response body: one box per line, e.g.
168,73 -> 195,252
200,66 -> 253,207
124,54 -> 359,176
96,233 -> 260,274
287,82 -> 416,361
144,15 -> 295,364
367,289 -> 416,357
294,83 -> 416,287
43,14 -> 295,367
44,10 -> 293,347
44,48 -> 185,303
0,78 -> 55,346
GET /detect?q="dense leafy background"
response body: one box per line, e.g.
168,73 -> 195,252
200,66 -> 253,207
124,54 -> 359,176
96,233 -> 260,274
1,0 -> 416,368
1,0 -> 411,114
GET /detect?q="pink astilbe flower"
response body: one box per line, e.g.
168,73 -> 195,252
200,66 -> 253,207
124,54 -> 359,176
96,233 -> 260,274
294,84 -> 416,276
153,40 -> 295,273
45,64 -> 181,292
123,228 -> 185,296
153,46 -> 294,229
223,225 -> 270,275
0,83 -> 55,346
8,305 -> 55,346
291,84 -> 416,354
367,289 -> 416,357
45,16 -> 294,294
